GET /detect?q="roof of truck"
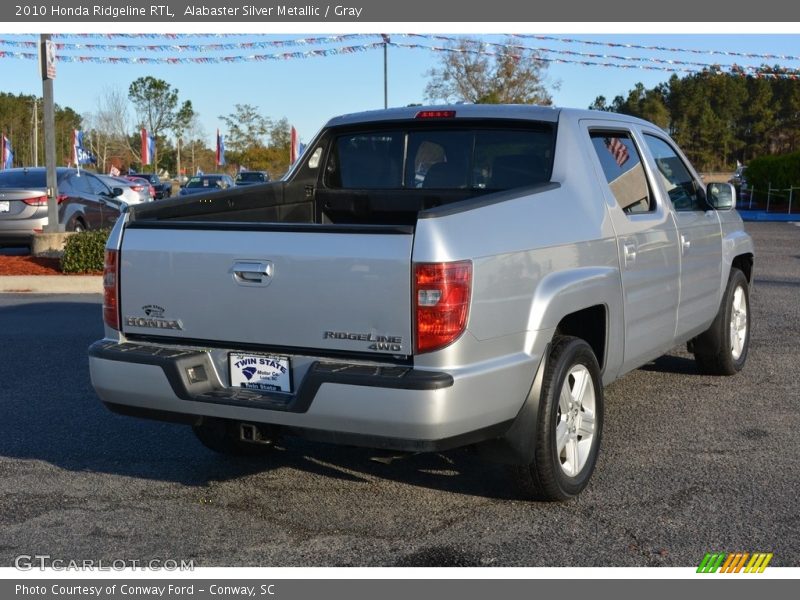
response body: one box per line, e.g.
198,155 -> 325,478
324,104 -> 660,129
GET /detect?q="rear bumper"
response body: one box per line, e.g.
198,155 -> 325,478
89,338 -> 541,451
0,216 -> 47,245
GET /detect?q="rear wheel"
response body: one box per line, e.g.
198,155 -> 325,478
692,268 -> 750,375
192,418 -> 274,457
513,336 -> 604,501
70,218 -> 86,233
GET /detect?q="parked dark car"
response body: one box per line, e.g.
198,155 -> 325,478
178,174 -> 236,196
729,165 -> 750,204
129,172 -> 172,199
234,170 -> 271,186
0,167 -> 124,248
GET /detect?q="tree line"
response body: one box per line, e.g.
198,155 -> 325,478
590,67 -> 800,171
1,78 -> 293,179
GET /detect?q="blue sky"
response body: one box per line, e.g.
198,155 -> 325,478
2,33 -> 800,149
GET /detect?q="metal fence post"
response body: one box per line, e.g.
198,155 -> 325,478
749,186 -> 754,210
790,187 -> 794,215
767,183 -> 771,212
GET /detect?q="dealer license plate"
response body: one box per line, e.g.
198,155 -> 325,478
229,353 -> 292,393
0,201 -> 9,213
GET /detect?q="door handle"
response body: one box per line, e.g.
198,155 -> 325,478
623,243 -> 637,267
232,261 -> 274,285
681,235 -> 691,254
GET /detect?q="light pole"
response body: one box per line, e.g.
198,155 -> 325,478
381,34 -> 390,109
40,34 -> 60,233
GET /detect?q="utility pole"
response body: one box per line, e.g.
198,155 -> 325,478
32,98 -> 38,167
381,34 -> 390,109
40,34 -> 60,233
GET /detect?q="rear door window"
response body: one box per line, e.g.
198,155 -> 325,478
589,131 -> 653,215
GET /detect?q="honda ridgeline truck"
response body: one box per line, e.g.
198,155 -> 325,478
89,105 -> 754,500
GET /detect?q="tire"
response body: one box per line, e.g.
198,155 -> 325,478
71,218 -> 85,233
692,268 -> 750,376
192,418 -> 274,457
513,336 -> 604,501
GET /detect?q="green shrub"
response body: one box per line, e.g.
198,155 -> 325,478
746,151 -> 800,191
60,229 -> 111,273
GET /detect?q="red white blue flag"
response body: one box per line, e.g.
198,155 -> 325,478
141,128 -> 155,166
290,126 -> 305,164
216,129 -> 225,166
1,134 -> 12,170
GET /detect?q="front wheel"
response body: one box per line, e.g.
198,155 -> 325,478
513,336 -> 604,501
692,268 -> 750,375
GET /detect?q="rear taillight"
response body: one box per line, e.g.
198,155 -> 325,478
130,185 -> 144,192
24,194 -> 67,206
414,260 -> 472,353
103,249 -> 120,330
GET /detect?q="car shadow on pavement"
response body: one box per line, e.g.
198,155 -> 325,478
0,299 -> 517,499
639,353 -> 703,376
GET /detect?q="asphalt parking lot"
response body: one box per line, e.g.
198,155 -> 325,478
0,221 -> 797,568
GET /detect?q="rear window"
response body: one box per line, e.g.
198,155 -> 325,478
0,170 -> 47,188
186,176 -> 221,188
325,124 -> 555,191
236,172 -> 267,183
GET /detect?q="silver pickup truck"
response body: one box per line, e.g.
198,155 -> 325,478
89,105 -> 754,500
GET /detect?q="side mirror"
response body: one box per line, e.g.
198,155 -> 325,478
706,182 -> 736,210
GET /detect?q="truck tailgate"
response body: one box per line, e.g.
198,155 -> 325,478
119,224 -> 413,356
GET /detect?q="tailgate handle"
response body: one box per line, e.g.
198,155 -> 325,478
232,261 -> 273,285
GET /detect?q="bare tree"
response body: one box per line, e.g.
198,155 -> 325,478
85,87 -> 138,172
183,115 -> 207,176
425,38 -> 555,105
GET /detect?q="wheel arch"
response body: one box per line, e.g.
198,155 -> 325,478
527,266 -> 623,378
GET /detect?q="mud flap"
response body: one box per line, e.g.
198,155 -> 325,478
473,346 -> 548,465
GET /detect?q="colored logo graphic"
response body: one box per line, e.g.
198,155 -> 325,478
241,367 -> 258,381
697,552 -> 773,573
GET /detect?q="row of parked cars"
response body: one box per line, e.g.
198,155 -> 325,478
0,167 -> 272,248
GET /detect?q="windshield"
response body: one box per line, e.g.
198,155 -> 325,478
325,123 -> 555,191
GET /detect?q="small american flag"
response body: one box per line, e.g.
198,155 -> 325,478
605,137 -> 630,167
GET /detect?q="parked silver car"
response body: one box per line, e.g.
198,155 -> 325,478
0,167 -> 124,247
97,175 -> 152,205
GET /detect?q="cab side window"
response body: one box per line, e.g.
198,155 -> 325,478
589,131 -> 653,215
643,134 -> 706,211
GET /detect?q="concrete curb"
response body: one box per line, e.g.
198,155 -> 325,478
0,276 -> 102,294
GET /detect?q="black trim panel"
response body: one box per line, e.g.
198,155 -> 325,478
90,340 -> 452,415
125,220 -> 414,236
419,182 -> 561,218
